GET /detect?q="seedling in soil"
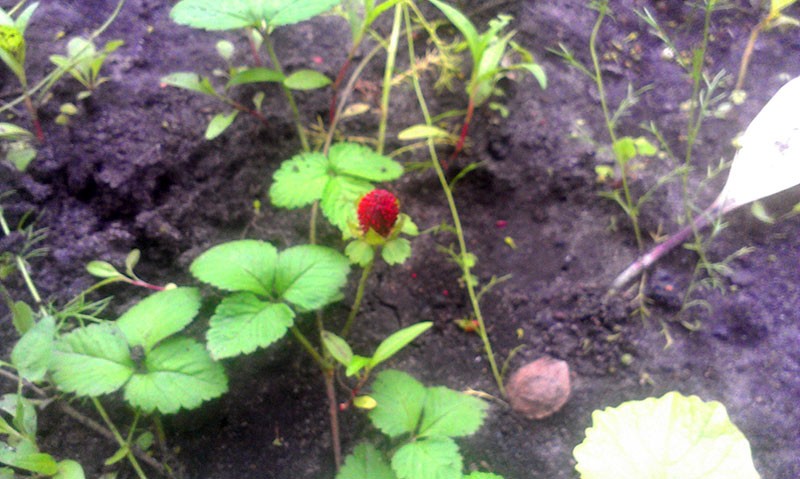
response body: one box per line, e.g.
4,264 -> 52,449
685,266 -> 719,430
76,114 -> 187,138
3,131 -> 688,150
428,0 -> 546,162
573,392 -> 759,479
0,2 -> 42,141
49,36 -> 124,100
337,370 -> 502,479
611,75 -> 800,291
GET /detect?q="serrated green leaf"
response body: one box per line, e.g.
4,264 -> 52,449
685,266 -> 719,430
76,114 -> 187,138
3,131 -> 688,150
283,69 -> 331,90
55,460 -> 85,479
633,136 -> 657,156
391,437 -> 462,479
170,0 -> 341,30
160,72 -> 215,95
369,370 -> 426,437
322,330 -> 353,367
371,322 -> 432,369
227,67 -> 284,87
269,152 -> 329,208
124,337 -> 227,414
11,300 -> 33,335
464,472 -> 504,479
381,238 -> 411,265
612,137 -> 636,165
345,240 -> 375,267
321,175 -> 373,233
337,443 -> 396,479
205,111 -> 239,140
86,260 -> 121,278
206,293 -> 294,359
0,439 -> 58,475
418,386 -> 487,438
573,391 -> 760,479
190,240 -> 278,295
329,142 -> 404,181
51,324 -> 134,396
274,245 -> 350,310
399,215 -> 419,236
11,315 -> 54,382
116,288 -> 201,352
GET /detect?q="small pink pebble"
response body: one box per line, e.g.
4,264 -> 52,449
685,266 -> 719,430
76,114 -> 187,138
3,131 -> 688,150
312,56 -> 323,64
495,220 -> 508,228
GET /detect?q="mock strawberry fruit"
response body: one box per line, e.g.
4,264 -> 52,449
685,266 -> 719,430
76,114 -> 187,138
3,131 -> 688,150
357,189 -> 399,237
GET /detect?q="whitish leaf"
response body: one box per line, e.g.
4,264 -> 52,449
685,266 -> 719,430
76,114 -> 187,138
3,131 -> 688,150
322,330 -> 353,367
0,439 -> 58,475
51,324 -> 134,396
283,69 -> 331,90
124,337 -> 227,414
381,238 -> 411,265
398,125 -> 454,141
329,142 -> 404,181
337,443 -> 396,479
13,3 -> 38,35
369,370 -> 426,437
54,460 -> 85,479
428,0 -> 480,64
269,152 -> 329,208
216,39 -> 234,60
391,437 -> 462,479
227,67 -> 284,87
573,391 -> 760,479
321,175 -> 373,233
345,240 -> 375,267
11,315 -> 54,382
0,9 -> 11,26
205,111 -> 239,140
206,293 -> 294,359
274,245 -> 350,310
117,288 -> 201,352
418,386 -> 487,438
190,240 -> 278,295
85,260 -> 120,278
371,322 -> 432,369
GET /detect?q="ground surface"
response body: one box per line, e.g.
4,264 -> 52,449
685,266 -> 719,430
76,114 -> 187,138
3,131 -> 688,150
1,0 -> 799,478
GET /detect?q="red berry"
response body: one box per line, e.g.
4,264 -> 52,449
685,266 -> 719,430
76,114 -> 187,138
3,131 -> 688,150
357,189 -> 399,237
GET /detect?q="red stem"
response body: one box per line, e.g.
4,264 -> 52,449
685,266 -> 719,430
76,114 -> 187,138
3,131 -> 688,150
329,55 -> 354,124
24,96 -> 44,142
450,96 -> 475,164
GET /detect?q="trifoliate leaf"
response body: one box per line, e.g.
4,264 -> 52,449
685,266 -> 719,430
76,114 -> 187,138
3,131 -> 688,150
51,324 -> 134,396
391,437 -> 462,479
371,322 -> 432,369
191,240 -> 277,296
329,142 -> 404,182
206,293 -> 294,359
321,175 -> 373,234
418,386 -> 487,438
11,315 -> 54,382
337,443 -> 396,479
345,240 -> 375,266
573,391 -> 761,479
381,238 -> 411,265
274,245 -> 350,311
283,69 -> 331,90
116,288 -> 201,352
269,152 -> 329,208
369,370 -> 426,437
124,337 -> 227,414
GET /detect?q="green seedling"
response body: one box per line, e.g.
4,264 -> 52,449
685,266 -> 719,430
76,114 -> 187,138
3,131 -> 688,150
0,123 -> 35,171
337,370 -> 501,479
165,0 -> 339,146
573,391 -> 760,479
0,2 -> 41,140
86,248 -> 171,292
428,0 -> 546,162
49,37 -> 124,100
611,75 -> 800,291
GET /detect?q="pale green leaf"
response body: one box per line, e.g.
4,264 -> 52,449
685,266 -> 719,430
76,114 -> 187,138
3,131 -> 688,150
0,123 -> 32,141
6,144 -> 36,172
227,67 -> 284,87
274,245 -> 350,310
369,370 -> 426,437
55,460 -> 85,479
10,300 -> 34,335
321,175 -> 373,233
418,386 -> 487,438
0,394 -> 36,438
633,136 -> 657,156
751,201 -> 775,224
51,324 -> 134,396
397,124 -> 454,141
573,391 -> 761,479
345,239 -> 375,267
216,39 -> 234,60
170,0 -> 341,30
0,9 -> 11,26
0,439 -> 58,475
160,72 -> 215,95
0,468 -> 10,479
371,322 -> 432,369
190,240 -> 278,295
464,473 -> 504,479
205,111 -> 239,140
11,315 -> 54,382
283,69 -> 331,90
345,354 -> 371,377
337,443 -> 396,479
322,330 -> 353,367
612,137 -> 636,165
124,337 -> 228,414
116,287 -> 201,352
269,152 -> 329,208
206,293 -> 294,359
428,0 -> 480,64
391,437 -> 462,479
329,142 -> 404,181
13,3 -> 38,35
381,238 -> 411,265
85,260 -> 121,278
517,63 -> 547,89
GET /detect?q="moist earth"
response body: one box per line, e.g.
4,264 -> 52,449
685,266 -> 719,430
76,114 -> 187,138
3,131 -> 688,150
1,0 -> 799,478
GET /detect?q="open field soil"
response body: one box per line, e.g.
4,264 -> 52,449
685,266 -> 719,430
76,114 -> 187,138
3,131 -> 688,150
2,0 -> 799,478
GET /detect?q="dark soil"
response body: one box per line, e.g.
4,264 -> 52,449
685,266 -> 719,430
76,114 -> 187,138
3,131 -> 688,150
2,0 -> 799,478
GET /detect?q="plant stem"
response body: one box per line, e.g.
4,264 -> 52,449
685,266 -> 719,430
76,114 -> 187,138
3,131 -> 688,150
377,5 -> 403,155
91,398 -> 148,479
309,201 -> 319,245
341,258 -> 375,338
451,95 -> 475,163
263,34 -> 309,152
735,17 -> 766,91
1,207 -> 45,314
323,370 -> 341,469
404,5 -> 505,396
289,326 -> 330,370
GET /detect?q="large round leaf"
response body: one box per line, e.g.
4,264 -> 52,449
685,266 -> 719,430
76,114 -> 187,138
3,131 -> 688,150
274,245 -> 350,311
117,287 -> 201,352
191,240 -> 277,296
